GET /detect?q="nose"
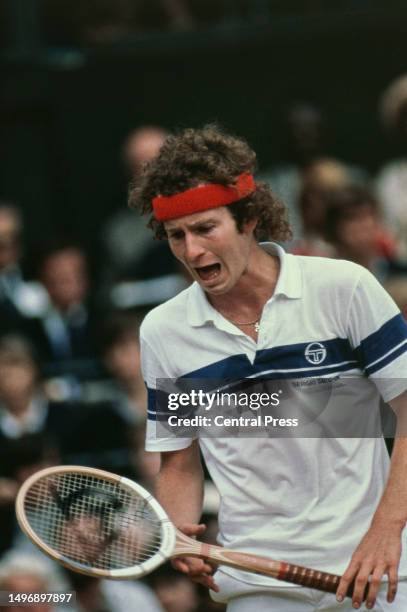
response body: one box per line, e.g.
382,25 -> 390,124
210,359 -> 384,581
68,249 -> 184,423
183,233 -> 205,262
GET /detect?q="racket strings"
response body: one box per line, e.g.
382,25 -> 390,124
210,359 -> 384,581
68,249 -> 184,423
24,472 -> 163,571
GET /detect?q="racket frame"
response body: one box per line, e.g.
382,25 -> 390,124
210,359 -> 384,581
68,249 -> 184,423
16,465 -> 176,579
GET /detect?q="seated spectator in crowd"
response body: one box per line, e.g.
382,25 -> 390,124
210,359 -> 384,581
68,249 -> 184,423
81,311 -> 162,490
100,126 -> 181,313
0,203 -> 47,338
82,312 -> 147,425
63,569 -> 164,612
384,276 -> 407,320
323,184 -> 397,280
290,158 -> 349,256
0,552 -> 67,612
376,73 -> 407,260
101,125 -> 169,287
0,334 -> 134,553
0,432 -> 55,555
29,241 -> 100,392
261,103 -> 367,239
261,103 -> 325,238
131,425 -> 160,491
0,336 -> 53,442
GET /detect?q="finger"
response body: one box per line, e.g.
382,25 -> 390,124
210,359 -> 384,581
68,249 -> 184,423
387,566 -> 398,603
336,560 -> 361,602
182,556 -> 214,575
172,557 -> 213,576
191,574 -> 220,592
365,566 -> 385,610
171,559 -> 191,574
179,523 -> 207,537
189,561 -> 214,575
351,566 -> 372,609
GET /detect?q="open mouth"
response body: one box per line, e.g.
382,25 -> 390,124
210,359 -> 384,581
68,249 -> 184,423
195,263 -> 221,281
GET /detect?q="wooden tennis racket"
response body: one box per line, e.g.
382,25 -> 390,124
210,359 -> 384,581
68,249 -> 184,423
16,465 -> 357,598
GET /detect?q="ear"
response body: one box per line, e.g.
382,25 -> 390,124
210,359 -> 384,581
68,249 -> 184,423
243,217 -> 258,236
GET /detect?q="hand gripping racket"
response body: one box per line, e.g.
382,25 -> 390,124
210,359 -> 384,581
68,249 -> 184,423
16,465 -> 358,598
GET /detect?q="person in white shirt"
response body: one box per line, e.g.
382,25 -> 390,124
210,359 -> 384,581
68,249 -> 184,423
129,125 -> 407,611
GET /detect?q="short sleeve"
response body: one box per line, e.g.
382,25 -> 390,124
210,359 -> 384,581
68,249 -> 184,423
346,267 -> 407,402
140,334 -> 194,452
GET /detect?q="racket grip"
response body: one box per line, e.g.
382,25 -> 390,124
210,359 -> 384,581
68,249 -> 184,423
279,562 -> 340,593
279,563 -> 368,600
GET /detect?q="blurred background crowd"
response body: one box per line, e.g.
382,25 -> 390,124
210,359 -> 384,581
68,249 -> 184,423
1,1 -> 407,611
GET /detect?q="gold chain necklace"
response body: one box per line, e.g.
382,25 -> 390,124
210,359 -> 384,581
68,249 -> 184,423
225,316 -> 261,332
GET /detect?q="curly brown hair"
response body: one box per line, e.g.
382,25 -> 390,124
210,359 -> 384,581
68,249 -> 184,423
128,124 -> 292,241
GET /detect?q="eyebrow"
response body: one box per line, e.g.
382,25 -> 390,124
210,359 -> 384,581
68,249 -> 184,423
167,218 -> 218,232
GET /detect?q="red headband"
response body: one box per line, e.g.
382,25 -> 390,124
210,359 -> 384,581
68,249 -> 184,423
152,172 -> 256,221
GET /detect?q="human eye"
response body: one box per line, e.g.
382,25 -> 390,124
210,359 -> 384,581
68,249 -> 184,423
168,230 -> 184,241
198,224 -> 215,234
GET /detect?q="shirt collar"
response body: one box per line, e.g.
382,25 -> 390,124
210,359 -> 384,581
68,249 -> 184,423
261,242 -> 302,300
187,241 -> 302,327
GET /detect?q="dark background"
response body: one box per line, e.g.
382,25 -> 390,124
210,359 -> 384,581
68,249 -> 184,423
1,0 -> 407,250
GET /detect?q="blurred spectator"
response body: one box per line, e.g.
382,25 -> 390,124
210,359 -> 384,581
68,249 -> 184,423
290,158 -> 349,256
123,126 -> 169,177
109,272 -> 189,310
82,312 -> 147,424
63,569 -> 164,612
323,184 -> 397,279
260,103 -> 324,237
0,552 -> 66,612
376,73 -> 407,260
132,425 -> 160,491
261,103 -> 367,239
101,126 -> 170,287
0,432 -> 54,555
0,334 -> 134,553
30,242 -> 100,390
287,103 -> 325,166
383,277 -> 407,320
0,203 -> 48,337
0,335 -> 57,553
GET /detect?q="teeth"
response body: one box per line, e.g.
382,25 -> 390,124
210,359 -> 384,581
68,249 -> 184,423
196,264 -> 220,281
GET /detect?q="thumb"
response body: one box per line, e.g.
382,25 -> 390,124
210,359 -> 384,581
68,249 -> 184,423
179,523 -> 207,537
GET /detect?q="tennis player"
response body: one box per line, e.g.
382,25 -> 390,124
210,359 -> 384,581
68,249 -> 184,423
130,125 -> 407,611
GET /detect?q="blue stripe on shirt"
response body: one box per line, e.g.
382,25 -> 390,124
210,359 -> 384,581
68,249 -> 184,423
147,337 -> 360,419
146,318 -> 407,419
354,314 -> 407,372
365,341 -> 407,376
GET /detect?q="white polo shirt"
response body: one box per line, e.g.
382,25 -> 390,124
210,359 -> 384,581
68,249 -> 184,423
141,243 -> 407,587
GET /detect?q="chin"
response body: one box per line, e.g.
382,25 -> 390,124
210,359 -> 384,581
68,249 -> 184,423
203,282 -> 232,296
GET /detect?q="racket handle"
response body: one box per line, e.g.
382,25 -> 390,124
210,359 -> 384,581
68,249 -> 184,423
278,562 -> 339,592
204,548 -> 367,600
279,563 -> 368,600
